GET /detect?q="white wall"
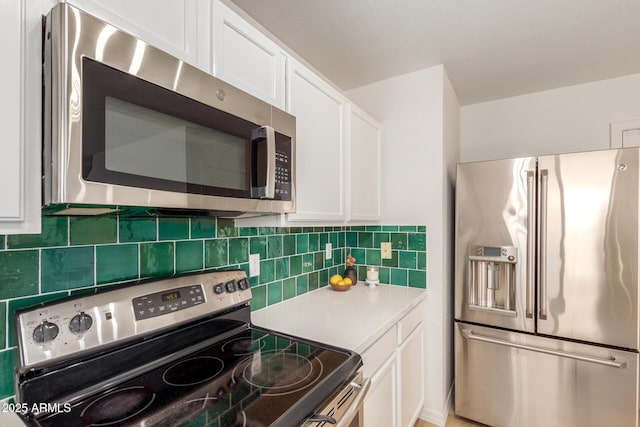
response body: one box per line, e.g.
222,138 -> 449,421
348,65 -> 460,427
461,72 -> 640,162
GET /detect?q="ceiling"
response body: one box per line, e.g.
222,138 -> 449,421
228,0 -> 640,105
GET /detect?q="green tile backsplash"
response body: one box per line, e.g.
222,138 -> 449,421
0,214 -> 427,400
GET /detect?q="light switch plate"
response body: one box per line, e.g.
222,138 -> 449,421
325,243 -> 332,259
381,242 -> 392,259
249,254 -> 260,277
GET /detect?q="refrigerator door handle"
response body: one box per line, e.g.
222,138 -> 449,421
461,329 -> 628,368
526,170 -> 535,319
539,169 -> 549,320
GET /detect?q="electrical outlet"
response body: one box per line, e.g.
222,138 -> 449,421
325,243 -> 332,259
249,254 -> 260,277
381,242 -> 392,259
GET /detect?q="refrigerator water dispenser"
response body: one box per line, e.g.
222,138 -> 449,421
468,245 -> 517,315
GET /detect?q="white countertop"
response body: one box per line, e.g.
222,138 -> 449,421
251,283 -> 426,354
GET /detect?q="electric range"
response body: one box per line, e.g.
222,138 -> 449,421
14,270 -> 367,426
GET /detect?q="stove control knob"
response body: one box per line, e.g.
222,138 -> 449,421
213,283 -> 225,295
225,280 -> 237,293
69,312 -> 93,334
237,278 -> 249,290
33,321 -> 59,343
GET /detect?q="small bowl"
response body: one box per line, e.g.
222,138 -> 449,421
330,283 -> 352,292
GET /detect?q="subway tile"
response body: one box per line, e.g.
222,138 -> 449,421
140,242 -> 174,278
191,217 -> 216,239
319,233 -> 329,246
267,236 -> 283,259
7,216 -> 67,249
70,216 -> 117,245
390,268 -> 408,286
289,227 -> 302,234
216,218 -> 238,237
409,270 -> 427,289
296,234 -> 309,254
119,217 -> 156,243
158,218 -> 189,241
275,257 -> 289,280
417,252 -> 426,270
239,227 -> 258,237
381,225 -> 399,232
313,252 -> 324,270
290,256 -> 302,276
417,225 -> 427,232
399,226 -> 417,232
249,237 -> 267,259
282,235 -> 296,256
228,238 -> 249,264
379,267 -> 390,284
0,251 -> 39,299
408,233 -> 427,251
250,285 -> 266,311
267,281 -> 282,305
258,227 -> 277,236
329,232 -> 339,247
302,253 -> 314,273
308,271 -> 319,291
345,232 -> 357,247
350,249 -> 366,266
302,227 -> 314,233
357,265 -> 366,281
350,226 -> 365,231
358,232 -> 373,248
390,233 -> 407,250
296,275 -> 308,296
96,244 -> 138,284
308,234 -> 320,252
0,348 -> 17,399
337,232 -> 345,248
365,225 -> 382,231
373,232 -> 390,248
41,247 -> 94,292
0,303 -> 5,350
205,239 -> 228,268
319,269 -> 329,286
0,236 -> 4,250
366,249 -> 381,266
283,278 -> 296,300
399,251 -> 417,269
176,240 -> 204,274
382,250 -> 399,268
259,260 -> 274,284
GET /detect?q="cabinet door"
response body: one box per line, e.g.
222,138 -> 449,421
364,354 -> 397,427
398,323 -> 424,427
0,0 -> 44,234
66,0 -> 206,69
288,59 -> 346,222
212,1 -> 286,109
348,104 -> 381,221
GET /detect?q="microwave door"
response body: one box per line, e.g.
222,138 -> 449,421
250,126 -> 276,199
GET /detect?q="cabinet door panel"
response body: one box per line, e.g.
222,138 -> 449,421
364,355 -> 397,427
66,0 -> 201,66
213,2 -> 285,108
288,60 -> 346,221
398,323 -> 424,427
349,106 -> 381,221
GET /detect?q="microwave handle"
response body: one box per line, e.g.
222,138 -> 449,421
251,126 -> 276,199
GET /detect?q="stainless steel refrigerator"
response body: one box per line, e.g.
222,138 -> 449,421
454,148 -> 639,427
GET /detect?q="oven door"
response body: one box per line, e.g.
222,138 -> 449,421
304,371 -> 370,427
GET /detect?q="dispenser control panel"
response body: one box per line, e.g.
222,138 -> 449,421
468,245 -> 517,263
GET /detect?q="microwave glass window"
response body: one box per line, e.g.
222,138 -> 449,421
105,97 -> 248,191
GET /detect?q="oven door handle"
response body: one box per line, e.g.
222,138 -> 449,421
335,377 -> 370,427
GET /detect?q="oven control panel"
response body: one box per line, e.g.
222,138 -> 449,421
15,270 -> 252,370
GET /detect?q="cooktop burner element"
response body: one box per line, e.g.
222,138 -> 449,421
80,386 -> 155,426
221,336 -> 266,356
162,356 -> 225,387
240,351 -> 319,395
15,270 -> 363,427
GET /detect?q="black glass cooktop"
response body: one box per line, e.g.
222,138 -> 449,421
25,326 -> 359,427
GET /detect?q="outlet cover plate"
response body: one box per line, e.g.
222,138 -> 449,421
325,243 -> 332,259
249,253 -> 260,277
381,242 -> 392,259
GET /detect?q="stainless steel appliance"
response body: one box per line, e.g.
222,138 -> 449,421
14,270 -> 369,426
44,4 -> 295,217
454,148 -> 640,427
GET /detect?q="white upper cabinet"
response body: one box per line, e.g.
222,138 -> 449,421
211,1 -> 287,109
287,59 -> 347,222
0,0 -> 48,234
65,0 -> 209,70
348,105 -> 381,222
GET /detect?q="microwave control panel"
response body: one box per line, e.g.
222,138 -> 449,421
274,133 -> 292,200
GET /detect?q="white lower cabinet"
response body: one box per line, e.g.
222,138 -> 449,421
365,354 -> 398,427
362,303 -> 425,427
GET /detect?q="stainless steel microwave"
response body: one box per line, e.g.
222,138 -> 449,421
43,4 -> 295,217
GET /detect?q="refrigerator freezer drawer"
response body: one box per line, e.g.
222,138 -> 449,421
455,322 -> 638,427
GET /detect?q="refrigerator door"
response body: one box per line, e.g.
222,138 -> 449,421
537,148 -> 639,349
455,322 -> 639,427
455,157 -> 536,332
